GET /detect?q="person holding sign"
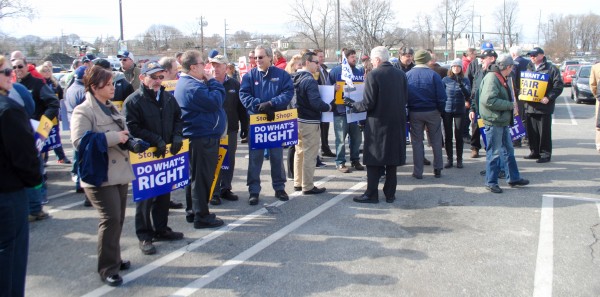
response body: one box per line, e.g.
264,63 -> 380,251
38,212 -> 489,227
71,66 -> 137,286
520,47 -> 564,163
292,52 -> 334,195
479,54 -> 529,194
209,54 -> 248,205
345,46 -> 407,203
123,61 -> 185,255
590,62 -> 600,153
240,45 -> 294,205
174,50 -> 226,228
0,55 -> 43,297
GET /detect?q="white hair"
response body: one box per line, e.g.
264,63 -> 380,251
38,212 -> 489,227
370,46 -> 389,62
509,46 -> 521,56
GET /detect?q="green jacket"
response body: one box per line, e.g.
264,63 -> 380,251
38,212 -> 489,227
478,71 -> 514,127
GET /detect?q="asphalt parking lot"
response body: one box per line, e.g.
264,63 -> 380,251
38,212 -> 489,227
27,89 -> 600,297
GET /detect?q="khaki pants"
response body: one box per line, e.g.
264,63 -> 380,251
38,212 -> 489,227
84,184 -> 129,279
294,122 -> 320,191
596,99 -> 600,151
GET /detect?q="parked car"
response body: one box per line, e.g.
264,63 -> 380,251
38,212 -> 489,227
560,60 -> 580,71
571,65 -> 595,104
561,64 -> 580,86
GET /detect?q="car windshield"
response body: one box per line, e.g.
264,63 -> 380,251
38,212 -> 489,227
579,67 -> 591,78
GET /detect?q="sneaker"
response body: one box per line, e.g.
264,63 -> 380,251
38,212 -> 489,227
103,274 -> 123,287
154,229 -> 184,241
316,158 -> 327,168
41,197 -> 49,205
139,240 -> 156,255
248,194 -> 259,205
486,185 -> 503,193
351,161 -> 364,170
275,190 -> 289,201
57,158 -> 72,164
220,190 -> 239,201
337,164 -> 351,173
508,179 -> 530,187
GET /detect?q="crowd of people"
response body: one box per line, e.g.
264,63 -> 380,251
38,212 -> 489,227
1,39 -> 584,294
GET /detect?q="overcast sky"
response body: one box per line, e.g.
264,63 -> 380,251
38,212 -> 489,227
1,0 -> 595,46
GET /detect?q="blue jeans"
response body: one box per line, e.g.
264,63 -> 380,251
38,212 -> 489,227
0,189 -> 29,297
333,115 -> 362,165
484,125 -> 521,186
247,146 -> 286,194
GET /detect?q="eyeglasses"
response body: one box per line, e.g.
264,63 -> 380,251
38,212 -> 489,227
1,68 -> 13,76
310,60 -> 319,64
13,64 -> 24,69
255,56 -> 265,60
120,58 -> 129,61
149,74 -> 164,80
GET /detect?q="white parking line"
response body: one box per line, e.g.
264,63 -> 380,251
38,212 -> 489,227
81,175 -> 339,297
169,181 -> 367,297
533,196 -> 553,297
562,96 -> 578,125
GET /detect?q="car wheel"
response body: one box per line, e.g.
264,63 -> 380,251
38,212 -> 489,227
571,89 -> 574,100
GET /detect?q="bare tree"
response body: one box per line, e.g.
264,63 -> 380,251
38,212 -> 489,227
414,13 -> 436,49
341,0 -> 396,54
493,0 -> 520,50
142,24 -> 183,51
0,0 -> 35,20
437,0 -> 471,59
287,0 -> 335,50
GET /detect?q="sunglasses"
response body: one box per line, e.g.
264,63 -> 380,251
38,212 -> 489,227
120,58 -> 129,61
13,64 -> 25,69
149,74 -> 164,80
255,56 -> 265,60
248,56 -> 256,59
1,68 -> 13,76
529,54 -> 538,58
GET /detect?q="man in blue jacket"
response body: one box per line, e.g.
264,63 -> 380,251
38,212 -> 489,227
174,50 -> 226,229
239,45 -> 294,205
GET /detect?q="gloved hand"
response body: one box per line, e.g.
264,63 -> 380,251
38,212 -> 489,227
258,101 -> 275,121
343,97 -> 355,108
240,129 -> 248,139
169,137 -> 183,155
153,140 -> 167,158
358,120 -> 365,132
329,99 -> 337,111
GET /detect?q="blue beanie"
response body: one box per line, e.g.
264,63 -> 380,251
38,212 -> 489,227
75,66 -> 88,80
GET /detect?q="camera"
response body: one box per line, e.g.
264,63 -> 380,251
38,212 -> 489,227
118,137 -> 150,153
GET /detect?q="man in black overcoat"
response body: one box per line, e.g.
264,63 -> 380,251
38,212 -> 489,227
345,46 -> 408,203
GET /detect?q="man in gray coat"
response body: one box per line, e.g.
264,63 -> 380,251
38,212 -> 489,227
345,46 -> 408,203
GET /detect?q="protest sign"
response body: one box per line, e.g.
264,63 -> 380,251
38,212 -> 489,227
518,71 -> 549,102
249,109 -> 298,150
130,140 -> 190,202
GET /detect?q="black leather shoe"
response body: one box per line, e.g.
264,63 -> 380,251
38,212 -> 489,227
103,274 -> 123,287
185,211 -> 194,223
351,161 -> 365,170
536,157 -> 551,163
275,190 -> 289,201
322,150 -> 336,157
412,173 -> 423,179
248,194 -> 259,205
220,190 -> 239,201
294,186 -> 302,191
456,160 -> 463,168
120,260 -> 131,271
353,195 -> 379,204
209,196 -> 222,205
385,196 -> 395,203
523,154 -> 541,160
508,178 -> 530,187
193,217 -> 224,229
434,169 -> 442,178
83,198 -> 92,207
303,187 -> 326,195
154,229 -> 184,241
169,200 -> 183,209
423,158 -> 431,165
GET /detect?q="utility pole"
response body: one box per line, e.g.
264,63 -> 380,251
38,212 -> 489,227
502,0 -> 506,51
445,0 -> 448,61
224,19 -> 228,59
118,0 -> 124,41
336,0 -> 340,59
199,16 -> 208,55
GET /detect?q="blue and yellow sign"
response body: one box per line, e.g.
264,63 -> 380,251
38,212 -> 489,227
519,71 -> 549,102
130,139 -> 190,202
249,109 -> 298,150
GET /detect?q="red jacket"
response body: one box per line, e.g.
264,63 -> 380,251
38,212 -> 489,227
274,57 -> 287,70
462,56 -> 472,72
11,64 -> 46,83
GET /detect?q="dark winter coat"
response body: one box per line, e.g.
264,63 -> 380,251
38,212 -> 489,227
351,62 -> 407,166
123,84 -> 183,146
222,77 -> 248,133
292,70 -> 331,124
19,73 -> 60,120
442,75 -> 471,114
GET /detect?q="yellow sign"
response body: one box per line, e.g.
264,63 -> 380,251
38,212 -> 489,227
36,115 -> 54,138
130,139 -> 190,164
162,80 -> 177,92
518,71 -> 549,102
334,81 -> 364,104
209,146 -> 228,200
112,100 -> 124,112
249,109 -> 298,125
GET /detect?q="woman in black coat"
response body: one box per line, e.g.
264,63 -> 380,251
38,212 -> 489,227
347,46 -> 407,203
